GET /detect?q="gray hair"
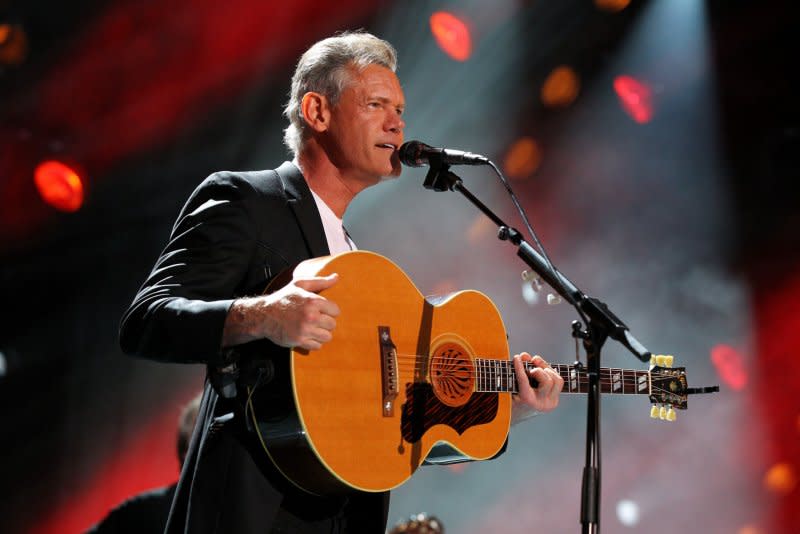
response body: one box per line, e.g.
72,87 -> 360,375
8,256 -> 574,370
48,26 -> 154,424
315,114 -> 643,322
283,31 -> 398,157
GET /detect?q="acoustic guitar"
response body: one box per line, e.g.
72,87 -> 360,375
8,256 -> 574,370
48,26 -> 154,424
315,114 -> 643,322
244,250 -> 691,496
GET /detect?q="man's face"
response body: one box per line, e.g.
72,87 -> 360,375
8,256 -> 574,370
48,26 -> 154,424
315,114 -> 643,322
324,64 -> 406,187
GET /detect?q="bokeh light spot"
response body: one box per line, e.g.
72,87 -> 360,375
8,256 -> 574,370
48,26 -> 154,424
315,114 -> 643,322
467,214 -> 494,243
614,75 -> 654,123
0,23 -> 28,66
430,12 -> 472,62
0,24 -> 12,44
710,344 -> 748,391
34,160 -> 85,212
595,0 -> 632,12
763,463 -> 797,495
541,66 -> 580,108
615,499 -> 640,527
503,137 -> 542,179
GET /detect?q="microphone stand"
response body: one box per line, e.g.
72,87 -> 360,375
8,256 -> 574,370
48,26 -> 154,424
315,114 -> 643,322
421,157 -> 652,534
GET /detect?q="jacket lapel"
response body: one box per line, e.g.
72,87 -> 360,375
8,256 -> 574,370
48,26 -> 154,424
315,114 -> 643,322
275,161 -> 330,258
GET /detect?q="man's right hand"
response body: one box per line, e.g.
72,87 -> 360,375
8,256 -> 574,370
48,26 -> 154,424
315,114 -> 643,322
221,273 -> 340,351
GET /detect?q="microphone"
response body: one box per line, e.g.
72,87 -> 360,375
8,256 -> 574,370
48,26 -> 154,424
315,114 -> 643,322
399,140 -> 490,167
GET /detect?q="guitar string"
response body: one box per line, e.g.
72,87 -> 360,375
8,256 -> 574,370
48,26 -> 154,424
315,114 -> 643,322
383,364 -> 680,394
388,359 -> 678,380
391,353 -> 676,372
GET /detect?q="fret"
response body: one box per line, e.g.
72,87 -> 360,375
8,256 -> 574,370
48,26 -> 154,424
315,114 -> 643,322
611,368 -> 622,394
472,359 -> 654,396
637,371 -> 648,393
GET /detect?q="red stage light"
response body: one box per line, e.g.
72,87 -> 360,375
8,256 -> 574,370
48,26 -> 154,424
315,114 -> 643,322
613,75 -> 654,124
710,344 -> 748,391
34,160 -> 85,212
429,11 -> 472,62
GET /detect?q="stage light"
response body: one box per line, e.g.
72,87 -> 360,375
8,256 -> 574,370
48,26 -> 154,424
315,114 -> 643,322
594,0 -> 631,12
503,137 -> 542,179
34,160 -> 85,213
615,499 -> 640,527
0,24 -> 11,44
763,463 -> 797,495
710,344 -> 748,391
0,23 -> 28,66
429,11 -> 472,62
541,66 -> 580,108
613,75 -> 653,124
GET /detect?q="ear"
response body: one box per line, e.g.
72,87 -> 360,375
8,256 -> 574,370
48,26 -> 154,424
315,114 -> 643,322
300,92 -> 331,133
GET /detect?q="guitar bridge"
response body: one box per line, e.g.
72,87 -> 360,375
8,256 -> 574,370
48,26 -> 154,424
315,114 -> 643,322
378,326 -> 399,417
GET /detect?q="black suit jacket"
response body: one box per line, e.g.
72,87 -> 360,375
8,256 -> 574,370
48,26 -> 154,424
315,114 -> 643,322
120,162 -> 388,533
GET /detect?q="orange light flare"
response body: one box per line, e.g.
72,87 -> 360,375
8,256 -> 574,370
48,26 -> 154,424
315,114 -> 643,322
429,11 -> 472,62
541,66 -> 580,108
594,0 -> 632,12
613,75 -> 654,124
467,214 -> 495,243
710,344 -> 749,391
0,23 -> 28,66
0,24 -> 11,44
763,463 -> 798,495
33,160 -> 86,213
503,137 -> 542,179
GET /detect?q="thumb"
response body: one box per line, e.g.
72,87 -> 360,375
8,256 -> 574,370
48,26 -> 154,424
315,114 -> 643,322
294,272 -> 339,294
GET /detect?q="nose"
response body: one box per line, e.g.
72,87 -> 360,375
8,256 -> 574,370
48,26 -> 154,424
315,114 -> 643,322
387,111 -> 405,135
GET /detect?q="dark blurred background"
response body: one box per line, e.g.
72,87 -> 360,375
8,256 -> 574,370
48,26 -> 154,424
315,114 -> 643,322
1,0 -> 798,532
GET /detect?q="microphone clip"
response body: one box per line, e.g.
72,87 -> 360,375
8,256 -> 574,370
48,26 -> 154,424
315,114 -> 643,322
422,156 -> 461,192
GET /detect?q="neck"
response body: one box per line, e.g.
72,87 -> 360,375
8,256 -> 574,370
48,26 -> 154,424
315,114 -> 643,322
473,359 -> 653,396
296,144 -> 370,219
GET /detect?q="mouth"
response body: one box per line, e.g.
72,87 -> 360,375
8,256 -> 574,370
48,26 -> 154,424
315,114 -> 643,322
376,143 -> 398,151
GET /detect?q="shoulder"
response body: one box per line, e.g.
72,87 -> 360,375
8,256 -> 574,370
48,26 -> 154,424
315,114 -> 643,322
192,168 -> 285,202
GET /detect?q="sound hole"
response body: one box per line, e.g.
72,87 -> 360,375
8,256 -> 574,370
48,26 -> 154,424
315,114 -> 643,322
429,342 -> 474,407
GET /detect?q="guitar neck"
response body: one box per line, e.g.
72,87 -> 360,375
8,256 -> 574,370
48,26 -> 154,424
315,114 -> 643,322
474,359 -> 651,396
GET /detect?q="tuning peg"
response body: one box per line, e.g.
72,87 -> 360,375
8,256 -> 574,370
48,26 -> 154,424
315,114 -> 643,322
659,406 -> 668,420
654,355 -> 666,367
521,271 -> 543,292
664,355 -> 674,368
666,407 -> 677,422
650,405 -> 659,419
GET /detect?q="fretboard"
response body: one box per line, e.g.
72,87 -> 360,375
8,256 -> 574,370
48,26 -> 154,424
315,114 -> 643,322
474,359 -> 652,396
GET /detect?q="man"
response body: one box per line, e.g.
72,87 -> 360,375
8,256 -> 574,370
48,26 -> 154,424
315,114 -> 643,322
87,394 -> 201,534
120,31 -> 563,533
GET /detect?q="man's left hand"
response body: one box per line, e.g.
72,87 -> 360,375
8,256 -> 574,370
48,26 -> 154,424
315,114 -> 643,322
512,352 -> 564,412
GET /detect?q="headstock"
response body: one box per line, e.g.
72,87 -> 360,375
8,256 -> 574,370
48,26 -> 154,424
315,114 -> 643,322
648,354 -> 688,421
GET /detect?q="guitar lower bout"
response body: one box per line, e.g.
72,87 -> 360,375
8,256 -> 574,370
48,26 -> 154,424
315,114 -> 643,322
252,251 -> 513,494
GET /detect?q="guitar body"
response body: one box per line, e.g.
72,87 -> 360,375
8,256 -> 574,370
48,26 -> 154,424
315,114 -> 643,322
249,250 -> 512,495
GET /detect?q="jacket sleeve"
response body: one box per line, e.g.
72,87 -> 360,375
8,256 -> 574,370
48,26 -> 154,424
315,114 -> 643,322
119,172 -> 265,365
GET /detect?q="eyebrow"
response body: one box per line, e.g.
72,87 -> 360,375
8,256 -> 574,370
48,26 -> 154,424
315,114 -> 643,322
369,95 -> 405,109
